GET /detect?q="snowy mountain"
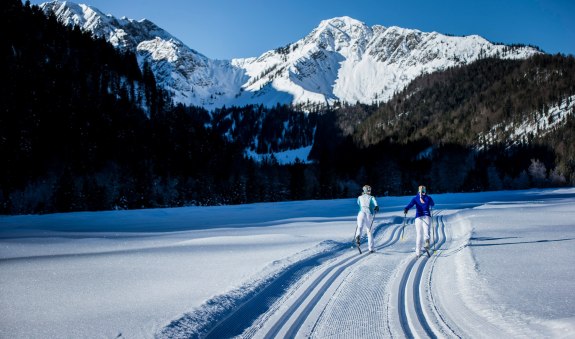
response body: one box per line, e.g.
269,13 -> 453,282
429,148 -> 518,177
236,17 -> 540,108
40,1 -> 248,108
40,1 -> 542,109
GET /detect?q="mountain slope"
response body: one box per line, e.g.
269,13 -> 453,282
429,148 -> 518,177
353,55 -> 575,148
40,0 -> 248,108
238,17 -> 541,108
40,2 -> 542,109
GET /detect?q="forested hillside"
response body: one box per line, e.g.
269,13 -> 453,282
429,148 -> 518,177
356,56 -> 575,147
350,55 -> 575,192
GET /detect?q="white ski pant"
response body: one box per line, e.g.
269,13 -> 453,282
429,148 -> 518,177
356,211 -> 374,251
415,216 -> 431,256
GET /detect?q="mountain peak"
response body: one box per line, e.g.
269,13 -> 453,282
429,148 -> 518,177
319,16 -> 368,29
41,1 -> 109,29
311,16 -> 373,42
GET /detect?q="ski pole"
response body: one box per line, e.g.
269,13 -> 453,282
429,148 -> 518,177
401,213 -> 407,241
352,220 -> 360,248
369,211 -> 377,233
368,211 -> 377,246
431,207 -> 435,252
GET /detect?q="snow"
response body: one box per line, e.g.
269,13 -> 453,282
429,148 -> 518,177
138,38 -> 180,62
478,95 -> 575,150
1,188 -> 574,338
244,145 -> 313,165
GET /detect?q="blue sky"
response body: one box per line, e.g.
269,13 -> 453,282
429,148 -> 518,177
28,0 -> 574,60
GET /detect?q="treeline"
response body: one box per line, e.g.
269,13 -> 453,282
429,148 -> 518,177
1,0 -> 573,215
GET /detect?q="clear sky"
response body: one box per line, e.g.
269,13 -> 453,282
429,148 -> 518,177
27,0 -> 574,60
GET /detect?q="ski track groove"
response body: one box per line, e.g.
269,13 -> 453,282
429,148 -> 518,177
413,257 -> 436,338
265,222 -> 402,338
263,250 -> 363,339
280,254 -> 364,338
398,212 -> 454,339
398,256 -> 418,339
307,224 -> 403,339
201,248 -> 340,339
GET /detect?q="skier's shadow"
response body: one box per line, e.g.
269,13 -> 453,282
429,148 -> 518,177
470,236 -> 518,241
468,237 -> 575,247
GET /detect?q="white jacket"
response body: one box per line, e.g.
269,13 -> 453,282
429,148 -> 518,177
357,193 -> 378,215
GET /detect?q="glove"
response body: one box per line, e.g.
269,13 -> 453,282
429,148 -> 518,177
374,206 -> 379,212
403,208 -> 408,215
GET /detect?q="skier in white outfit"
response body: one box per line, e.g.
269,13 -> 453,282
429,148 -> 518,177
356,185 -> 379,253
403,185 -> 435,258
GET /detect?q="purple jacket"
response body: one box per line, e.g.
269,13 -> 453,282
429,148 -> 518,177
404,194 -> 435,218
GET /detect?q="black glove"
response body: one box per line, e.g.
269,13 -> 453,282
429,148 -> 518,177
374,206 -> 379,212
403,208 -> 408,215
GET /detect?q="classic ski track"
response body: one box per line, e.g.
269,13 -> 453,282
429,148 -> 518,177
292,223 -> 403,337
260,222 -> 403,338
201,247 -> 343,339
242,225 -> 400,338
397,212 -> 455,339
195,220 -> 398,339
171,214 -> 459,339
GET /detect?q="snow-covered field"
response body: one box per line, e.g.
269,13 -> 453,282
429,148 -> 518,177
1,188 -> 574,338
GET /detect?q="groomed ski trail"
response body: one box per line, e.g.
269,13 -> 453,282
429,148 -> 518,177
309,213 -> 458,339
243,213 -> 458,338
159,213 -> 467,338
389,214 -> 459,339
254,222 -> 404,338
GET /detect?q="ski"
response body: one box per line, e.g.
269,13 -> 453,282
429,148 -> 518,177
355,236 -> 362,254
400,214 -> 407,241
424,239 -> 432,257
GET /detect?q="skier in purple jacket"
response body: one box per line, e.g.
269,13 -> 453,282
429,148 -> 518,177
403,185 -> 435,258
